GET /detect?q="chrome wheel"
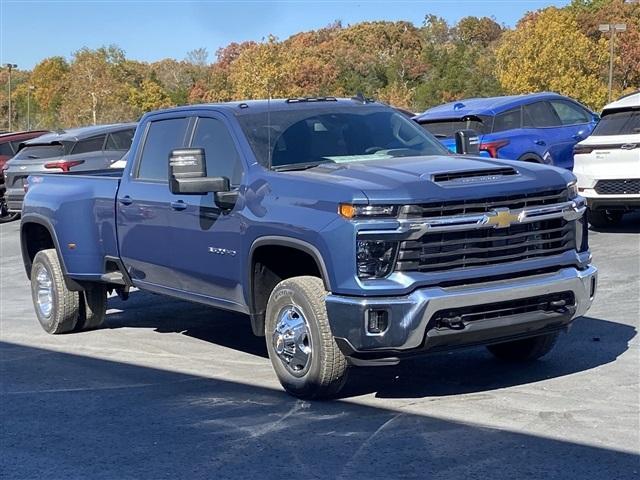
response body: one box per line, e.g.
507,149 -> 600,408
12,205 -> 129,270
272,305 -> 312,377
35,264 -> 53,318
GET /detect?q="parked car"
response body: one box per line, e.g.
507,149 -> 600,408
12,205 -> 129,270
4,123 -> 136,213
0,130 -> 49,222
573,91 -> 640,228
414,92 -> 599,169
20,98 -> 596,399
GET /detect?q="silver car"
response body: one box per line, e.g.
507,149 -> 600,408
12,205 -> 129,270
5,123 -> 136,213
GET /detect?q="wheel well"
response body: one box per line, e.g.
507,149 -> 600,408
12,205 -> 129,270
250,245 -> 323,336
21,222 -> 55,278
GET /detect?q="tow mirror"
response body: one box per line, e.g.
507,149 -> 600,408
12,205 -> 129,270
169,148 -> 230,195
454,129 -> 480,155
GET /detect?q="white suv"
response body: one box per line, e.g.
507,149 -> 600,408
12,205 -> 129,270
574,91 -> 640,228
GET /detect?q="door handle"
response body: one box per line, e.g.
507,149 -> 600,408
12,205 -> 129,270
534,139 -> 546,146
170,200 -> 187,211
119,195 -> 133,206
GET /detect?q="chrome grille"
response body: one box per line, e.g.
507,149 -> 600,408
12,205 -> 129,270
400,188 -> 568,218
396,218 -> 575,273
595,179 -> 640,195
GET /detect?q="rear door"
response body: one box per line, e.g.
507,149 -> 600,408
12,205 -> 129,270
117,116 -> 191,288
548,99 -> 594,169
165,113 -> 246,307
68,134 -> 108,171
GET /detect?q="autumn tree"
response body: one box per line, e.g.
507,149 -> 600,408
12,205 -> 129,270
496,7 -> 609,110
29,57 -> 69,128
60,46 -> 136,126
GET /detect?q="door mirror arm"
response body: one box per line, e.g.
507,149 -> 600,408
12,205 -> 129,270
215,190 -> 239,210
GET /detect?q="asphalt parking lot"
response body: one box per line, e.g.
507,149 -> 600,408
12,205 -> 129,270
1,216 -> 638,479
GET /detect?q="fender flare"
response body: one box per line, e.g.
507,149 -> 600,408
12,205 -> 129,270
246,236 -> 332,335
20,214 -> 83,291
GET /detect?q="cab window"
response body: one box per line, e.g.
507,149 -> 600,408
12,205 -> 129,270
136,118 -> 190,182
190,117 -> 243,186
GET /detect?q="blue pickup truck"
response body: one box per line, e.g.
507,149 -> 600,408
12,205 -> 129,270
20,97 -> 597,398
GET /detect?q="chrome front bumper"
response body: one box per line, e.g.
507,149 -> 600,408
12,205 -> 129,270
325,266 -> 597,358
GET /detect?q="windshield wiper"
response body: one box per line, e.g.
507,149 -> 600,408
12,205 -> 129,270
272,160 -> 335,172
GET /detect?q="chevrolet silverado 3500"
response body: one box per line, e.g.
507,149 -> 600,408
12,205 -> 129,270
20,98 -> 597,398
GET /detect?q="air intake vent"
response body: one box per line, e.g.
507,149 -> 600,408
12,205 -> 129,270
433,167 -> 517,183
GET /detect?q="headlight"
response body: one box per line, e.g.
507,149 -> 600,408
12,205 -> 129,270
339,204 -> 396,219
357,240 -> 398,278
567,180 -> 578,199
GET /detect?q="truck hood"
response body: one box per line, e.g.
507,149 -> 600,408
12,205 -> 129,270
290,155 -> 573,203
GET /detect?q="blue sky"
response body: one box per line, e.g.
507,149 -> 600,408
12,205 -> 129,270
1,0 -> 569,70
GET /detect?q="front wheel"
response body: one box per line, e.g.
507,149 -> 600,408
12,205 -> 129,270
487,331 -> 559,362
265,276 -> 348,399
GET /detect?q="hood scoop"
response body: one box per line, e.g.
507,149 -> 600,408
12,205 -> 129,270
432,167 -> 518,184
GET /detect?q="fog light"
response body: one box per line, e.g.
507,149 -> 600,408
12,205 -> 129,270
366,309 -> 389,334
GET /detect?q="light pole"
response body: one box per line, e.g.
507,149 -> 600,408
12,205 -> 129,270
599,24 -> 626,103
27,85 -> 35,130
3,63 -> 18,131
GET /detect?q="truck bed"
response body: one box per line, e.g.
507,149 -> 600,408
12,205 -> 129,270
23,172 -> 122,279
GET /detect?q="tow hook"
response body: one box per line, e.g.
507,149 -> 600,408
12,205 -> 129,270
436,315 -> 465,330
547,299 -> 567,313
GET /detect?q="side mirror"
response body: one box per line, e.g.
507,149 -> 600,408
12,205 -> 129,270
454,129 -> 480,155
169,148 -> 230,195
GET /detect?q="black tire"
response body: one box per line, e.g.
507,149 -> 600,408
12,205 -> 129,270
487,331 -> 559,362
75,285 -> 107,331
0,198 -> 19,223
30,249 -> 79,334
588,208 -> 623,228
265,276 -> 348,399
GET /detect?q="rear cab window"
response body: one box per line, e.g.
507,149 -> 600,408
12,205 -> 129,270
135,118 -> 190,182
592,109 -> 640,136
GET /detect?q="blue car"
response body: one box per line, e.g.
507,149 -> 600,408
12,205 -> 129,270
414,92 -> 599,170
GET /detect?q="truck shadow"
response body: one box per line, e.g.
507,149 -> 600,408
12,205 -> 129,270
589,211 -> 640,234
2,341 -> 637,479
104,293 -> 635,400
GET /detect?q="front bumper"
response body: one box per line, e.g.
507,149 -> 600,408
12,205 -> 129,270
581,188 -> 640,211
326,266 -> 597,363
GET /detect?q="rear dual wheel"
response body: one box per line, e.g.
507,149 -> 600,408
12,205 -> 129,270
31,249 -> 107,334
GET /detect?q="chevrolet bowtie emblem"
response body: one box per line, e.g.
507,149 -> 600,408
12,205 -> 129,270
485,208 -> 521,228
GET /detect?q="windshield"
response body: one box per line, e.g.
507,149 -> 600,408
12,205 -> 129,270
236,106 -> 449,169
592,109 -> 640,136
12,144 -> 65,160
419,116 -> 492,139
